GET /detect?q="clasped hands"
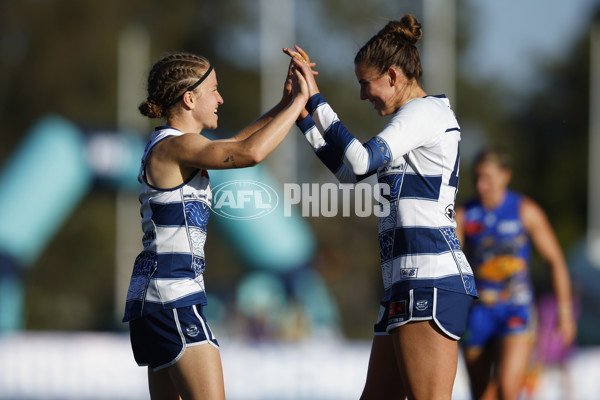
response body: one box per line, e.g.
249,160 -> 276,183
282,45 -> 320,110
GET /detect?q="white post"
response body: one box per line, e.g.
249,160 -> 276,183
588,23 -> 600,268
260,0 -> 297,184
422,0 -> 457,105
115,24 -> 150,321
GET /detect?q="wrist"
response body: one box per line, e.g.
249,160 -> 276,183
558,301 -> 573,316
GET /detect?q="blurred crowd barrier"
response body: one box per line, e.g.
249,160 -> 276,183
0,332 -> 599,399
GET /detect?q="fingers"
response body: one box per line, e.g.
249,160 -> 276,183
295,45 -> 310,63
283,46 -> 318,76
283,46 -> 319,97
283,48 -> 308,65
291,67 -> 308,98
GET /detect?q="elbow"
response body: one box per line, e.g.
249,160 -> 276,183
350,163 -> 368,176
245,147 -> 264,166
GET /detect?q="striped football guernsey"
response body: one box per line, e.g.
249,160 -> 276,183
123,127 -> 211,322
297,93 -> 477,298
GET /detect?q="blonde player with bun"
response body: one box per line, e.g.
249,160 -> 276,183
122,52 -> 310,399
287,14 -> 477,400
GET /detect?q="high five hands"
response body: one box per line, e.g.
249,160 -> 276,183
282,45 -> 320,120
283,45 -> 320,98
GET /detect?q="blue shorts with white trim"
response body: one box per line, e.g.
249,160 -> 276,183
374,287 -> 474,340
129,304 -> 219,371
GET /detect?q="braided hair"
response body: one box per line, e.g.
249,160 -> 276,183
139,52 -> 211,119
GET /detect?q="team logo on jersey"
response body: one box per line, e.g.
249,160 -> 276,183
212,180 -> 279,220
445,204 -> 456,221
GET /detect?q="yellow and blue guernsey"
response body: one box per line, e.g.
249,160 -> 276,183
461,190 -> 532,305
297,93 -> 477,301
123,127 -> 211,322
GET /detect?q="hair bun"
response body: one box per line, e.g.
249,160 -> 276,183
387,14 -> 422,45
138,98 -> 164,119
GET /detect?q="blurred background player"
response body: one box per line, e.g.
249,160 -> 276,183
287,13 -> 478,400
455,147 -> 577,400
122,52 -> 309,400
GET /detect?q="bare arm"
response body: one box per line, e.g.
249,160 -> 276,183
228,48 -> 318,142
172,92 -> 306,169
454,206 -> 466,245
520,197 -> 577,345
146,68 -> 309,188
225,60 -> 295,142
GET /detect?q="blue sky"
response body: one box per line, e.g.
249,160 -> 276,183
464,0 -> 600,90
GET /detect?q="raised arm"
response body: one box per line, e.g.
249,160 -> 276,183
179,69 -> 307,168
146,67 -> 309,188
296,113 -> 373,183
226,56 -> 307,142
520,197 -> 577,345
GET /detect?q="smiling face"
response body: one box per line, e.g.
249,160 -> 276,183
355,63 -> 396,116
190,69 -> 223,131
355,62 -> 421,116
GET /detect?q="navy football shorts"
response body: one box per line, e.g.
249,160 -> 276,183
461,301 -> 535,348
129,304 -> 219,371
374,287 -> 474,340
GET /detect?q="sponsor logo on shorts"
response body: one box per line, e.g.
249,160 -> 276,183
186,325 -> 200,337
401,268 -> 418,278
389,300 -> 407,317
415,299 -> 429,311
507,316 -> 525,330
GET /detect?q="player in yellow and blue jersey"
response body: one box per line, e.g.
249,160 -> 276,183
455,147 -> 576,400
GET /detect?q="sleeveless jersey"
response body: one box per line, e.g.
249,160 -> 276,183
462,190 -> 532,305
297,93 -> 477,298
123,127 -> 211,322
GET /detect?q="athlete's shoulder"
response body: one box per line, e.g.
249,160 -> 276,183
395,95 -> 456,128
146,126 -> 184,150
408,95 -> 453,111
399,95 -> 446,111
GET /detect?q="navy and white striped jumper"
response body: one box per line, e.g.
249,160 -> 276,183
297,93 -> 477,303
123,127 -> 212,322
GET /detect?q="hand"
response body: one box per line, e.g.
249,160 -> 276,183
282,46 -> 315,103
291,64 -> 309,103
557,307 -> 577,347
283,45 -> 320,98
282,57 -> 295,104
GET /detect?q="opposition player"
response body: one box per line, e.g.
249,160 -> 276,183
122,52 -> 310,399
455,148 -> 576,400
286,14 -> 478,400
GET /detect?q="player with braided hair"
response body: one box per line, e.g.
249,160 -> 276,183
287,14 -> 477,399
123,51 -> 310,399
